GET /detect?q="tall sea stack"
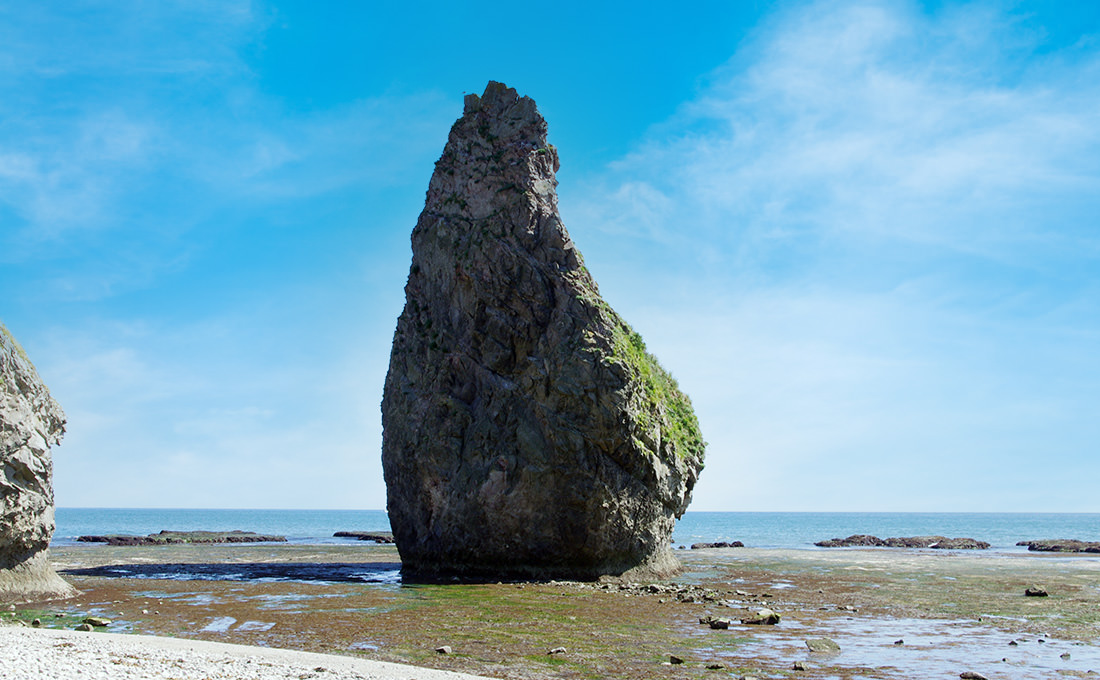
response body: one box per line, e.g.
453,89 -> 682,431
0,323 -> 75,602
381,82 -> 705,580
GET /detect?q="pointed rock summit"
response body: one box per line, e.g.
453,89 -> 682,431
382,82 -> 705,580
1,322 -> 75,602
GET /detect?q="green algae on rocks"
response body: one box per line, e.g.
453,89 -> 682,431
381,82 -> 705,581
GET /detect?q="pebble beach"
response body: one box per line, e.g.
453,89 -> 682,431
0,625 -> 491,680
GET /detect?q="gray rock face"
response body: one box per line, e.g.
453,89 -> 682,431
381,82 -> 705,580
1,322 -> 75,602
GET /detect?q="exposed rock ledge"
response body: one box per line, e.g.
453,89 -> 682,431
76,531 -> 287,546
333,531 -> 395,544
1017,539 -> 1100,553
815,534 -> 990,549
1,322 -> 74,603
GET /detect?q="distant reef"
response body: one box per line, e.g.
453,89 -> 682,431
381,82 -> 705,581
815,534 -> 990,549
333,531 -> 395,544
1,322 -> 75,603
76,530 -> 287,546
1017,539 -> 1100,553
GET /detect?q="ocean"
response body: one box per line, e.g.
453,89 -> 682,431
52,508 -> 1100,553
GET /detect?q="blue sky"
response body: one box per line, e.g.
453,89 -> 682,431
2,1 -> 1098,511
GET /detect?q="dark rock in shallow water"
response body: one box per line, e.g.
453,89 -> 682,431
381,82 -> 705,581
1,322 -> 76,603
815,534 -> 990,549
76,530 -> 286,546
1017,539 -> 1100,553
333,531 -> 395,544
690,541 -> 744,549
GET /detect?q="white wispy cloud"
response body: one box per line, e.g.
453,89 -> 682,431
566,0 -> 1100,510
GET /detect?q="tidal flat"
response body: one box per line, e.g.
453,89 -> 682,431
10,544 -> 1100,679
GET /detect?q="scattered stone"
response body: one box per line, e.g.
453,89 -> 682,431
705,663 -> 724,670
1,322 -> 76,603
548,647 -> 566,655
815,535 -> 990,549
30,618 -> 40,627
708,618 -> 732,630
1062,653 -> 1072,660
806,638 -> 841,653
76,530 -> 287,546
1017,539 -> 1100,553
669,655 -> 684,665
792,660 -> 808,671
894,639 -> 904,645
1008,640 -> 1018,646
332,531 -> 395,544
690,541 -> 745,549
960,672 -> 989,680
380,81 -> 706,581
434,645 -> 452,655
741,608 -> 780,625
82,617 -> 110,627
1025,586 -> 1049,597
74,623 -> 93,632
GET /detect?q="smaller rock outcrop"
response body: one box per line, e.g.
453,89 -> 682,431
815,535 -> 990,549
333,531 -> 395,544
75,530 -> 287,546
1,323 -> 74,603
1016,539 -> 1100,553
690,541 -> 744,549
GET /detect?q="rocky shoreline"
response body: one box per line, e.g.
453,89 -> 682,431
11,542 -> 1098,680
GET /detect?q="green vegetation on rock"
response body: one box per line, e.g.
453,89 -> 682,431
608,321 -> 705,462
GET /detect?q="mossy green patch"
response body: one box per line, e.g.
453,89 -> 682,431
609,321 -> 705,462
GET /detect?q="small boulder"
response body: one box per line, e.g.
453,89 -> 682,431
435,645 -> 452,655
82,616 -> 110,627
669,655 -> 684,665
792,660 -> 808,671
708,618 -> 732,630
960,673 -> 989,680
806,638 -> 841,653
74,623 -> 93,632
1025,586 -> 1049,597
548,647 -> 566,655
741,608 -> 780,625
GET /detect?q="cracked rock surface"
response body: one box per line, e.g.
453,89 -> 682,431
381,82 -> 705,580
1,322 -> 74,602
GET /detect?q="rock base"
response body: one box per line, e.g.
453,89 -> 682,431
0,552 -> 77,604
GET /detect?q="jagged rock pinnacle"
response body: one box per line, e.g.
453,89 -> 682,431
381,81 -> 705,580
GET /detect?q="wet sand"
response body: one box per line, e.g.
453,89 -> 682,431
7,543 -> 1100,679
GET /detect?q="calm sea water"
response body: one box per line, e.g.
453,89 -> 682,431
52,508 -> 1100,553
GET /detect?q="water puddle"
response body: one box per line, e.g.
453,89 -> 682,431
706,616 -> 1100,679
200,616 -> 236,632
236,621 -> 275,632
63,562 -> 402,585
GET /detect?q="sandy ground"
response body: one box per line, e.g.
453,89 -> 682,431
4,543 -> 1100,679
